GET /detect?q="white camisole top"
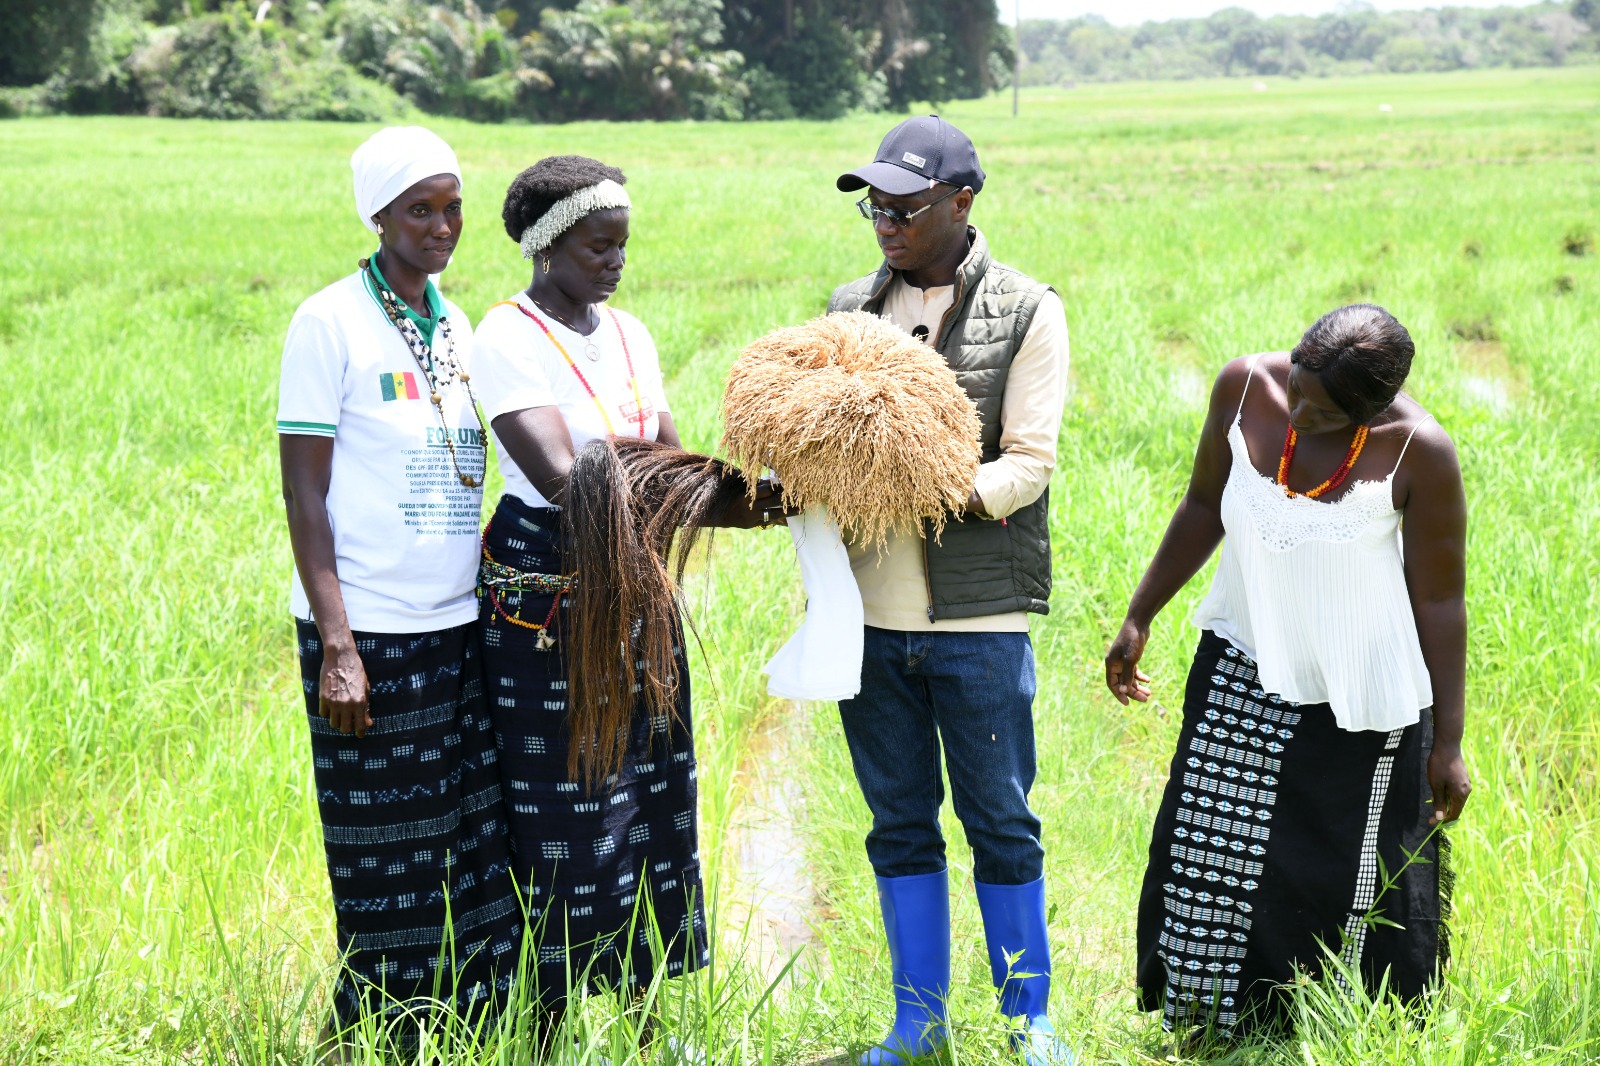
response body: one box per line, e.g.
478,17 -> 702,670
1191,354 -> 1435,732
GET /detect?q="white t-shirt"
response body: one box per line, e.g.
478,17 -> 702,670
276,271 -> 485,633
472,293 -> 671,508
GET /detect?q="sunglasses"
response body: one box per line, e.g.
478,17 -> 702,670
855,185 -> 962,228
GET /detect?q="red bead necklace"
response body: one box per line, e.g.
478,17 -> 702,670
1276,422 -> 1370,499
491,299 -> 647,438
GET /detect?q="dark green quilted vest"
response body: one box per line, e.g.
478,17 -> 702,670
828,228 -> 1055,621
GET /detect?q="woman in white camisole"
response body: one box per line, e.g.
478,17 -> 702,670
1103,304 -> 1471,1039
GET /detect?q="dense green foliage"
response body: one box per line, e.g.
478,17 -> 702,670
14,0 -> 1593,122
0,0 -> 1006,121
1018,2 -> 1598,85
3,0 -> 413,121
725,0 -> 1010,119
1,67 -> 1597,1064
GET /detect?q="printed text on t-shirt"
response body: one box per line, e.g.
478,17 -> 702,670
400,427 -> 485,533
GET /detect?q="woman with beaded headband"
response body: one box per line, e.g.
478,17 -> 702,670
1103,304 -> 1471,1042
470,155 -> 781,1051
276,126 -> 519,1055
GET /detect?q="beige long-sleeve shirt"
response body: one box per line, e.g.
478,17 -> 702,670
847,277 -> 1070,633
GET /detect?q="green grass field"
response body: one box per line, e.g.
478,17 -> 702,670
2,66 -> 1598,1064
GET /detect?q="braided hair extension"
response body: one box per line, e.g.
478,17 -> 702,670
559,438 -> 750,787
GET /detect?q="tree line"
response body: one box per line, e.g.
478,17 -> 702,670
1017,2 -> 1597,85
9,1 -> 1592,122
0,0 -> 1008,121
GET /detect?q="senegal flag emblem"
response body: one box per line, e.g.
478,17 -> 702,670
379,372 -> 421,402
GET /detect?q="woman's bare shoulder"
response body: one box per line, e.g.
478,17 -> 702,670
1208,351 -> 1288,416
1385,394 -> 1460,475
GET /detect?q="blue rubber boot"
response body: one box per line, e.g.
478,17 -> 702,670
860,869 -> 950,1065
974,877 -> 1075,1066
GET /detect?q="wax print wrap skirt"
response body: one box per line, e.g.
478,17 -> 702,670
1136,629 -> 1450,1036
296,619 -> 521,1034
479,494 -> 709,1006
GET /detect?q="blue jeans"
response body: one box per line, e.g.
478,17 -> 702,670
838,626 -> 1045,885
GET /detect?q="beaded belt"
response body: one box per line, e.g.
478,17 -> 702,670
479,551 -> 575,648
479,553 -> 575,595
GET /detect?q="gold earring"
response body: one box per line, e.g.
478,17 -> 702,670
377,222 -> 385,235
541,255 -> 551,274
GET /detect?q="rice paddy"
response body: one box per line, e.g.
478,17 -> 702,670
1,66 -> 1597,1064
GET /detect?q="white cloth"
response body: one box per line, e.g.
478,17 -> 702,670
472,293 -> 670,508
1191,355 -> 1434,732
763,506 -> 863,701
350,126 -> 461,233
276,271 -> 484,632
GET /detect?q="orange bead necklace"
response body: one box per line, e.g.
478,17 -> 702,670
1276,422 -> 1370,499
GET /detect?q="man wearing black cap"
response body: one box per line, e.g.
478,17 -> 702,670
829,115 -> 1072,1066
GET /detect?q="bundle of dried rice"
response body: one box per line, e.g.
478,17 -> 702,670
721,311 -> 981,548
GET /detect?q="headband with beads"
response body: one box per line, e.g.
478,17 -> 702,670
519,179 -> 632,260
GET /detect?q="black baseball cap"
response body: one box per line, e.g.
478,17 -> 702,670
836,115 -> 985,196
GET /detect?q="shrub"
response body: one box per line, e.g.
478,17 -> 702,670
330,0 -> 505,115
276,48 -> 412,121
40,4 -> 153,116
452,70 -> 522,122
143,6 -> 283,119
100,2 -> 411,121
527,0 -> 747,121
757,14 -> 874,119
2,0 -> 102,88
740,64 -> 797,120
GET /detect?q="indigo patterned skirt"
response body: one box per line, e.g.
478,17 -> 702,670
1136,630 -> 1450,1036
296,619 -> 521,1033
479,495 -> 708,1008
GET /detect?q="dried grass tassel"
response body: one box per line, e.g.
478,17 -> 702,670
560,437 -> 749,787
720,310 -> 981,551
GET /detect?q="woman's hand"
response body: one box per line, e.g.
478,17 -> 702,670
1104,617 -> 1153,705
753,479 -> 789,529
1426,743 -> 1471,825
1397,417 -> 1470,829
282,433 -> 371,737
714,478 -> 791,530
1098,357 -> 1241,708
319,643 -> 373,737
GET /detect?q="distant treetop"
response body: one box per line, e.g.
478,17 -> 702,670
7,0 -> 1589,122
1015,2 -> 1596,85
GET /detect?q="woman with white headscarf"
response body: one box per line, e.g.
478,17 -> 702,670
276,126 -> 519,1051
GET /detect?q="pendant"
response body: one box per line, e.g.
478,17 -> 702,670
583,341 -> 601,362
535,629 -> 556,651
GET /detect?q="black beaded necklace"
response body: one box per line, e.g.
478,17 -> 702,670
362,257 -> 488,489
